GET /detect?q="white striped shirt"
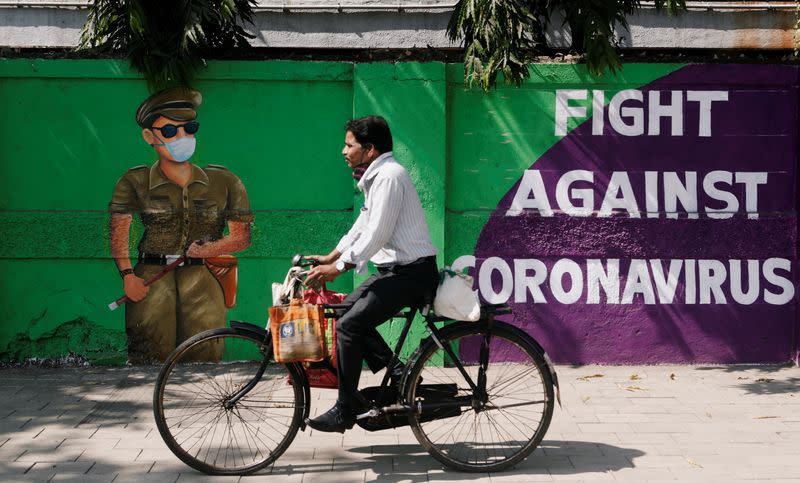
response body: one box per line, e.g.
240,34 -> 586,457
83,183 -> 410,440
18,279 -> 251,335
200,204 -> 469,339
336,152 -> 437,270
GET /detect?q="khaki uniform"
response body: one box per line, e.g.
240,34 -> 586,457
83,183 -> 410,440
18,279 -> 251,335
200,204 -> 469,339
110,162 -> 253,363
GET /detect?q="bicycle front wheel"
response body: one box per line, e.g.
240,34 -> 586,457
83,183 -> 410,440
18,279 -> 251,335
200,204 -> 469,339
406,321 -> 554,472
153,327 -> 304,475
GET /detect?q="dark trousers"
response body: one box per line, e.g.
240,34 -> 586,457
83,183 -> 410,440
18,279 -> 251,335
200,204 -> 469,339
335,256 -> 438,409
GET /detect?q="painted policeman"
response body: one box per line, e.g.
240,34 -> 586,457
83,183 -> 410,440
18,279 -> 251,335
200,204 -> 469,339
109,87 -> 253,364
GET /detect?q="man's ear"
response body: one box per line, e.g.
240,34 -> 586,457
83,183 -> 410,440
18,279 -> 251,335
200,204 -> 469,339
366,144 -> 378,161
142,128 -> 157,146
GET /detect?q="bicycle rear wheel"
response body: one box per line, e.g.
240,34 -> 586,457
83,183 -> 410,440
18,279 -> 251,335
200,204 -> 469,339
153,327 -> 304,475
406,321 -> 554,472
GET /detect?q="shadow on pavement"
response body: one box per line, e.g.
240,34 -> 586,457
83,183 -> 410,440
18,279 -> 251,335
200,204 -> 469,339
695,364 -> 800,395
264,440 -> 647,481
0,367 -> 161,479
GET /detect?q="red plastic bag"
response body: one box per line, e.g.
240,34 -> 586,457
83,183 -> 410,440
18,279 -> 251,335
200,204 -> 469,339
301,288 -> 347,389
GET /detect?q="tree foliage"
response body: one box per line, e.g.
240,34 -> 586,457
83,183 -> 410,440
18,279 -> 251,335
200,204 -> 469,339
448,0 -> 687,91
79,0 -> 258,91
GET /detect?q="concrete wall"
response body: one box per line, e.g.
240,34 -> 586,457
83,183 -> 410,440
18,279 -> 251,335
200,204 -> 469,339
0,59 -> 797,365
0,2 -> 796,49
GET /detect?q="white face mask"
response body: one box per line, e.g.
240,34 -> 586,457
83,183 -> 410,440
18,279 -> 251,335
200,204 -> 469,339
154,134 -> 196,162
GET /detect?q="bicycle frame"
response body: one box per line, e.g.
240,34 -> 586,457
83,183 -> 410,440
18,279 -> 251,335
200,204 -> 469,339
227,300 -> 558,427
153,253 -> 561,474
332,304 -> 498,421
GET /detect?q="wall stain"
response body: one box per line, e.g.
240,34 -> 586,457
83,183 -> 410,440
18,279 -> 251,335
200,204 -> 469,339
0,318 -> 126,365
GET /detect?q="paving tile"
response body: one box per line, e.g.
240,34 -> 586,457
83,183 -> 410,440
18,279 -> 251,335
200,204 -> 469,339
428,469 -> 491,481
114,473 -> 180,483
57,438 -> 123,450
86,462 -> 136,475
365,474 -> 428,483
49,475 -> 115,483
241,473 -> 303,482
26,461 -> 94,475
0,462 -> 36,477
489,467 -> 553,482
175,474 -> 244,482
0,474 -> 54,483
15,448 -> 85,463
309,470 -> 367,482
1,364 -> 799,483
79,447 -> 143,462
577,423 -> 636,433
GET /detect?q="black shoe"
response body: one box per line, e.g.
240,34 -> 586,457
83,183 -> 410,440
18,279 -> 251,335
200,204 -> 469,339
305,404 -> 355,433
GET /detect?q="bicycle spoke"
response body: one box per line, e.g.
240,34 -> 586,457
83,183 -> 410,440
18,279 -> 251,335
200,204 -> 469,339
154,331 -> 303,474
408,323 -> 554,471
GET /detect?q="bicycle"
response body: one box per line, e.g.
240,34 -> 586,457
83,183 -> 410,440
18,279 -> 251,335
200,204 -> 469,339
153,255 -> 560,475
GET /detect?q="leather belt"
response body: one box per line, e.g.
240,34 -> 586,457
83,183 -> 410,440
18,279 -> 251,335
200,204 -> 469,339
377,256 -> 436,274
138,253 -> 205,266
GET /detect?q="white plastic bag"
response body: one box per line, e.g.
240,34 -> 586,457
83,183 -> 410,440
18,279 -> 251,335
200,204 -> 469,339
272,266 -> 304,306
433,268 -> 481,321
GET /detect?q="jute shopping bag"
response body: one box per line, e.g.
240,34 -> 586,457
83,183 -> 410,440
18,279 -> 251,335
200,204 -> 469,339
268,299 -> 325,363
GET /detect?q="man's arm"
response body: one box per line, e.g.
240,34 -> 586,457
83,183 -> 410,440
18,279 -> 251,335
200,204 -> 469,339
110,213 -> 149,302
186,221 -> 251,258
334,208 -> 368,253
338,176 -> 403,266
307,249 -> 341,266
306,177 -> 402,284
307,207 -> 369,266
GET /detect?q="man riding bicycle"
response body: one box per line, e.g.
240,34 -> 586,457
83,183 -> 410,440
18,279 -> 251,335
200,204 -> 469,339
305,115 -> 439,433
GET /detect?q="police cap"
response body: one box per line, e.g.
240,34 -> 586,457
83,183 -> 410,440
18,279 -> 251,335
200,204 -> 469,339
135,87 -> 202,128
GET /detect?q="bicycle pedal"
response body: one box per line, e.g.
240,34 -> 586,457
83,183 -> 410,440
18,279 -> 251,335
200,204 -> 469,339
356,408 -> 380,420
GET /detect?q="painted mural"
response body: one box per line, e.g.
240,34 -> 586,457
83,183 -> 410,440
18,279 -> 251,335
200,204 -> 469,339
109,87 -> 253,363
459,65 -> 798,364
0,60 -> 796,365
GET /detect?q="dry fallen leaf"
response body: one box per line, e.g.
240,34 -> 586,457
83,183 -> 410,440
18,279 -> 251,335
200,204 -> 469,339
754,416 -> 779,419
618,383 -> 647,392
578,374 -> 604,382
737,376 -> 749,380
582,396 -> 591,403
755,378 -> 774,383
669,373 -> 675,380
687,457 -> 702,468
630,374 -> 641,381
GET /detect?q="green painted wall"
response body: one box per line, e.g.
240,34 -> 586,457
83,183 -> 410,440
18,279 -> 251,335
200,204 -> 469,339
0,59 -> 680,364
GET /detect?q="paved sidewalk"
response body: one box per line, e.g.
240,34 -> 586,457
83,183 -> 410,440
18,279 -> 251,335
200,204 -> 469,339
1,364 -> 798,482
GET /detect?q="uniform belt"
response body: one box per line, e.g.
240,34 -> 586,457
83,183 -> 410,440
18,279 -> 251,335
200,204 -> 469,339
377,256 -> 436,274
138,253 -> 205,266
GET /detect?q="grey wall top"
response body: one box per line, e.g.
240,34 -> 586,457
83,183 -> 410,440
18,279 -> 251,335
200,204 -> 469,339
0,1 -> 797,49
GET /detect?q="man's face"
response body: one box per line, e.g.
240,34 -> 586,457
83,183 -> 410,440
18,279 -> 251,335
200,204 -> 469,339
142,115 -> 198,162
342,131 -> 373,169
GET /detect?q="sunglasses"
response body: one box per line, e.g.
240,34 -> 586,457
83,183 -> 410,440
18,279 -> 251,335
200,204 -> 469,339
150,121 -> 200,138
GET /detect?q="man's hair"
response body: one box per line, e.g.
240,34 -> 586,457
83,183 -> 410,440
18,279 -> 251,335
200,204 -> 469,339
345,116 -> 393,153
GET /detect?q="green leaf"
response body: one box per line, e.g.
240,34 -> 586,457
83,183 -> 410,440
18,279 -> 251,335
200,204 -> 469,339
77,0 -> 258,91
449,0 -> 685,90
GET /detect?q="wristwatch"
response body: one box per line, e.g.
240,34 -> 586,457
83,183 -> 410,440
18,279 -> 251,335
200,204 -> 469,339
119,268 -> 135,278
335,260 -> 348,272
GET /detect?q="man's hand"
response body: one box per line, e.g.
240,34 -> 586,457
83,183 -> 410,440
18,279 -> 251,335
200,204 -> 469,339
305,264 -> 341,286
307,254 -> 336,265
123,274 -> 149,302
187,240 -> 213,258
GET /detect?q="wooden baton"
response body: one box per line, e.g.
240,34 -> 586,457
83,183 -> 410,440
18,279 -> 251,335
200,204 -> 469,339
108,256 -> 187,311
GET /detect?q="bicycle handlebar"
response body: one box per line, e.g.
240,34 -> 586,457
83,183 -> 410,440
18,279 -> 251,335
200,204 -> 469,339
291,254 -> 319,268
